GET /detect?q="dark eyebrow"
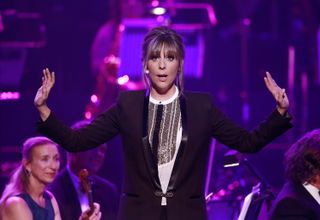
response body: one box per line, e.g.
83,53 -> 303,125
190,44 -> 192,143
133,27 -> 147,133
165,51 -> 176,57
149,51 -> 161,58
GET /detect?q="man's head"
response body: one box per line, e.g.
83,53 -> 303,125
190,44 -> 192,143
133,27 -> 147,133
285,129 -> 320,187
67,120 -> 107,175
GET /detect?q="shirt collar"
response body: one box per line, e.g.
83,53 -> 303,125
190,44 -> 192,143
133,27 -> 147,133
149,86 -> 179,105
303,182 -> 320,205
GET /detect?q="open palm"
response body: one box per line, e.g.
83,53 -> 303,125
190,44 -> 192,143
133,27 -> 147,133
34,68 -> 55,107
264,72 -> 289,114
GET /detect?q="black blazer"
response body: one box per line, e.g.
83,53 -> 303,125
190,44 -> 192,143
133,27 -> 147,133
38,90 -> 293,220
269,181 -> 320,220
48,168 -> 119,220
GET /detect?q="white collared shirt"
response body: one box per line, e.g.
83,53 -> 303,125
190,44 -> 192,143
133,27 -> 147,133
303,182 -> 320,205
149,86 -> 179,105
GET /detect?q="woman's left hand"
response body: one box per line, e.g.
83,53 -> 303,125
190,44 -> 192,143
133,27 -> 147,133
264,71 -> 289,115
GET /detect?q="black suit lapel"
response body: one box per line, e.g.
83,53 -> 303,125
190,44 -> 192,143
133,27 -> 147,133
64,171 -> 82,207
295,183 -> 320,212
59,169 -> 83,218
142,92 -> 162,190
167,94 -> 188,192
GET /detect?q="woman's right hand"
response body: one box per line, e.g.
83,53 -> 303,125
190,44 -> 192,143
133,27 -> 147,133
34,68 -> 55,121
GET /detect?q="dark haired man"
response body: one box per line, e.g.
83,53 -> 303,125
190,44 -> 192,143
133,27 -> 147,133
269,129 -> 320,220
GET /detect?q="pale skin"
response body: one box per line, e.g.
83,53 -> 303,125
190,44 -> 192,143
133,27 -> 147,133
2,197 -> 101,220
264,71 -> 289,116
146,46 -> 180,100
2,191 -> 62,220
1,143 -> 101,220
2,144 -> 61,220
35,52 -> 289,120
309,174 -> 320,189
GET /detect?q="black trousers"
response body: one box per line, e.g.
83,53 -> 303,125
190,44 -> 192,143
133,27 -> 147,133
160,206 -> 167,220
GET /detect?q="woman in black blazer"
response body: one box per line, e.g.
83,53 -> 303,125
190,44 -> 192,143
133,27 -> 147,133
34,26 -> 293,220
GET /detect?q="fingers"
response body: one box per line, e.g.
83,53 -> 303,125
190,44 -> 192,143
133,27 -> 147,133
277,88 -> 288,105
42,68 -> 55,87
92,203 -> 100,214
263,71 -> 289,109
264,72 -> 272,91
276,89 -> 282,102
43,68 -> 48,84
90,212 -> 101,220
280,88 -> 286,99
264,71 -> 283,97
264,71 -> 278,88
90,203 -> 101,220
35,68 -> 55,107
96,212 -> 102,220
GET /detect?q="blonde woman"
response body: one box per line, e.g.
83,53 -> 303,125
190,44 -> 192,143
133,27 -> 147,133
0,136 -> 101,220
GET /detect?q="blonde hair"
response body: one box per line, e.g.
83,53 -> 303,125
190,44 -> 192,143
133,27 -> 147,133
0,137 -> 57,206
142,26 -> 185,94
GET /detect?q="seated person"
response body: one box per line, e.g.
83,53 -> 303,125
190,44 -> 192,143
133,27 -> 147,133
0,136 -> 101,220
269,129 -> 320,220
48,120 -> 119,220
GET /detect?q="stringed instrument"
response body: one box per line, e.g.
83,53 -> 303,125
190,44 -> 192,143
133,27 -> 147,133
78,169 -> 94,216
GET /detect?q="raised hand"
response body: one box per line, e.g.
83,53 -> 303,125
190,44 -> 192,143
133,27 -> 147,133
264,71 -> 289,115
34,68 -> 55,120
34,68 -> 55,107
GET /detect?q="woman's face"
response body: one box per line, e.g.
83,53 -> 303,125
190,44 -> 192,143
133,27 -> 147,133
26,143 -> 60,185
147,45 -> 180,99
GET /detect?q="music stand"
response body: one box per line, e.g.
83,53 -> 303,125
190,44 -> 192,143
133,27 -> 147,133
223,150 -> 274,220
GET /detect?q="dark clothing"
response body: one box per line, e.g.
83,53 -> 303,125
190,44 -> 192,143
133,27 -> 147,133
269,181 -> 320,220
37,90 -> 293,220
160,206 -> 168,220
17,191 -> 54,220
48,168 -> 119,220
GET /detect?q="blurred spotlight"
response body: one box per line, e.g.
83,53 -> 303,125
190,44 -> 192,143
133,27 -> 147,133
0,91 -> 20,101
156,16 -> 166,23
151,0 -> 160,7
84,111 -> 92,120
117,75 -> 129,85
119,24 -> 125,32
103,54 -> 121,66
151,7 -> 167,16
242,18 -> 251,26
0,13 -> 4,32
90,94 -> 98,104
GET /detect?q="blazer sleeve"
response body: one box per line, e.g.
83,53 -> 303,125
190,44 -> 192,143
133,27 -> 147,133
210,103 -> 293,153
269,197 -> 312,220
37,104 -> 120,152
